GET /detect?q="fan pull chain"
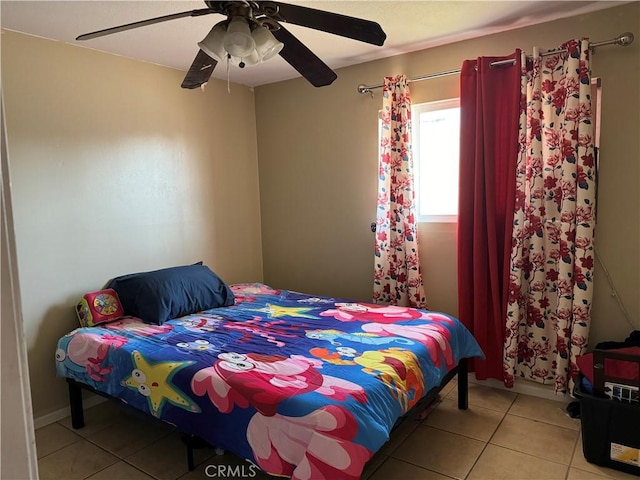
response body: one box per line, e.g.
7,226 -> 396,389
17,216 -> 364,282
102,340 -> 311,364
226,55 -> 231,94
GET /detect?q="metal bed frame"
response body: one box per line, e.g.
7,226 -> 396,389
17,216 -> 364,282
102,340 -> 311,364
66,358 -> 469,472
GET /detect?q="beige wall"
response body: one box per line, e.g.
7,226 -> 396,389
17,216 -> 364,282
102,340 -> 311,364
255,3 -> 639,343
2,31 -> 263,417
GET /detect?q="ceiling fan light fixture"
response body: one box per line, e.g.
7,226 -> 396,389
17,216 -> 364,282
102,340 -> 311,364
252,26 -> 284,63
223,17 -> 255,58
241,49 -> 261,67
197,23 -> 227,62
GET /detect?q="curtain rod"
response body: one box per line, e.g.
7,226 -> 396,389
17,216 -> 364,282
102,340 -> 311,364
357,32 -> 634,95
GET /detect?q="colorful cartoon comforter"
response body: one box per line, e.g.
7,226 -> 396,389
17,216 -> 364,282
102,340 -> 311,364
56,283 -> 483,479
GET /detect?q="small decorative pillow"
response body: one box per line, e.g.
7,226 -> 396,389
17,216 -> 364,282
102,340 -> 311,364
76,289 -> 125,327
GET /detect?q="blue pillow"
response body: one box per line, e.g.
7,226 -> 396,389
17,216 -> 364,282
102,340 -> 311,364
107,263 -> 235,325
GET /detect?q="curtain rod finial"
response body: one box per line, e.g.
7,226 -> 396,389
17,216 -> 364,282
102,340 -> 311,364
617,32 -> 634,46
357,84 -> 373,97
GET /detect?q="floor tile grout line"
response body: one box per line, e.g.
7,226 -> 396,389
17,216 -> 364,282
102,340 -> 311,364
380,418 -> 422,457
83,426 -> 174,461
55,417 -> 119,439
36,436 -> 83,462
361,454 -> 388,480
462,438 -> 491,480
420,399 -> 510,444
419,420 -> 499,444
505,395 -> 581,432
386,456 -> 464,480
487,435 -> 579,469
438,395 -> 517,416
565,428 -> 582,480
480,393 -> 512,446
459,392 -> 515,479
505,411 -> 581,431
80,455 -> 131,480
122,457 -> 164,480
445,390 -> 519,414
498,411 -> 583,435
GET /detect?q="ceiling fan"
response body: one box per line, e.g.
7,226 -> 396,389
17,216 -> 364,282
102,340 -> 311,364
76,1 -> 387,89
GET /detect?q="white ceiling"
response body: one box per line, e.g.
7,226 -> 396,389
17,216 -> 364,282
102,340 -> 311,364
1,1 -> 631,88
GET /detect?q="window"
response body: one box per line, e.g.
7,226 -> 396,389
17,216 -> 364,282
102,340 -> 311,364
412,99 -> 460,223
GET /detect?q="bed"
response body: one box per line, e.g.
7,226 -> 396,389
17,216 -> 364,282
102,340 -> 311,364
56,265 -> 483,480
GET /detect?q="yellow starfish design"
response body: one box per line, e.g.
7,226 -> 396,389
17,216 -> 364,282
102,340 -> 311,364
122,350 -> 200,417
256,304 -> 317,319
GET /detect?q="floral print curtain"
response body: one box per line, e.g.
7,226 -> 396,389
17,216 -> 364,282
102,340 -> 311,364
503,39 -> 596,394
373,75 -> 428,309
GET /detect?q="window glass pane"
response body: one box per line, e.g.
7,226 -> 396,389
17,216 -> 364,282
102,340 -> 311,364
412,99 -> 460,222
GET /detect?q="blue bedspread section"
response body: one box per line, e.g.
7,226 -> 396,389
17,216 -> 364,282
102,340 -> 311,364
56,283 -> 482,480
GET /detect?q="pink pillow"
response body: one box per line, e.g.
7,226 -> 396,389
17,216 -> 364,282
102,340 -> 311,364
76,289 -> 124,327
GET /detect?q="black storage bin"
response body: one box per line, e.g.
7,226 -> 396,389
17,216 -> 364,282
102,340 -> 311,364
574,350 -> 640,476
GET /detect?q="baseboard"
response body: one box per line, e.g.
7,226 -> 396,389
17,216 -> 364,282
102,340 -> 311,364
469,374 -> 570,403
33,394 -> 107,430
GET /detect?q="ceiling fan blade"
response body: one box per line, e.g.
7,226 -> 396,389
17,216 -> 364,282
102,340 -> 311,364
76,8 -> 214,41
181,50 -> 217,89
273,25 -> 337,87
272,2 -> 386,46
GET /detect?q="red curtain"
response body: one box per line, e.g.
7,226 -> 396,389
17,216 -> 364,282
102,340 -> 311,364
457,52 -> 522,380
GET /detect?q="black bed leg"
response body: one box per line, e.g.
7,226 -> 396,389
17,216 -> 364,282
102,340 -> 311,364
457,358 -> 469,410
187,444 -> 195,472
182,434 -> 208,471
67,379 -> 85,429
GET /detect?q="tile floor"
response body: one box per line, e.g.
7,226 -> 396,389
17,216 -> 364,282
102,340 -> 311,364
35,382 -> 639,480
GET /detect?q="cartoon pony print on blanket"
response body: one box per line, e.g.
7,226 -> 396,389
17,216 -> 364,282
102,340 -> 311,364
361,318 -> 456,370
247,405 -> 372,480
355,347 -> 425,413
308,346 -> 424,413
320,303 -> 425,324
191,353 -> 366,416
103,318 -> 173,337
166,334 -> 221,355
224,317 -> 308,348
320,304 -> 457,370
305,329 -> 414,346
56,331 -> 128,382
177,316 -> 223,333
230,283 -> 281,304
